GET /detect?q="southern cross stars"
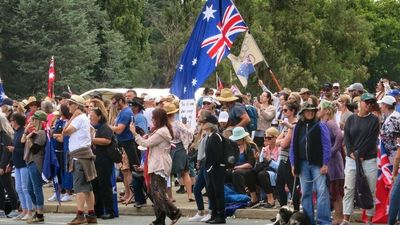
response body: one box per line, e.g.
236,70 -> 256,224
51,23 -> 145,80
203,5 -> 216,22
192,78 -> 197,87
192,58 -> 197,66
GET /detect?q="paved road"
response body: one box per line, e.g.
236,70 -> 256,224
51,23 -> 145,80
0,214 -> 366,225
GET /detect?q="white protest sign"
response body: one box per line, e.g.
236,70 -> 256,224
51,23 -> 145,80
179,99 -> 197,130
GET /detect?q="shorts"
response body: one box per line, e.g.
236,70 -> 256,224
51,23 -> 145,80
73,160 -> 93,193
170,142 -> 189,175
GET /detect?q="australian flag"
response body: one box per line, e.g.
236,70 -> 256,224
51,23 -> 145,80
170,0 -> 247,99
0,79 -> 6,104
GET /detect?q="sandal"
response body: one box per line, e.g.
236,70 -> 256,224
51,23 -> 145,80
125,196 -> 134,206
188,198 -> 195,202
263,202 -> 275,208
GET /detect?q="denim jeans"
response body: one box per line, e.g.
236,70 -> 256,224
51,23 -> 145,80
27,162 -> 44,209
15,167 -> 33,211
343,157 -> 377,217
299,160 -> 331,225
388,175 -> 400,225
193,163 -> 212,211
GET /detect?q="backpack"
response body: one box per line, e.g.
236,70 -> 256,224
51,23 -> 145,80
216,133 -> 239,169
245,104 -> 258,133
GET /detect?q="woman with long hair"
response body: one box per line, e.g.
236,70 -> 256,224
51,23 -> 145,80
0,113 -> 18,218
228,127 -> 258,207
275,101 -> 301,210
8,113 -> 33,220
89,106 -> 115,219
22,110 -> 48,223
163,102 -> 194,202
253,91 -> 276,149
317,100 -> 344,225
130,108 -> 181,225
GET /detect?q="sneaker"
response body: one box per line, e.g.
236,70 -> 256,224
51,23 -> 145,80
0,210 -> 6,218
67,215 -> 87,225
86,214 -> 97,224
61,194 -> 73,202
339,221 -> 350,225
21,214 -> 33,221
7,210 -> 20,218
48,193 -> 57,202
26,214 -> 44,224
134,202 -> 146,208
188,213 -> 205,222
13,213 -> 25,220
200,214 -> 211,222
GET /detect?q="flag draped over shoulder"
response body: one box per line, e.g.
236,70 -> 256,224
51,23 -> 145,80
227,31 -> 265,87
48,56 -> 55,98
170,0 -> 247,99
362,142 -> 392,223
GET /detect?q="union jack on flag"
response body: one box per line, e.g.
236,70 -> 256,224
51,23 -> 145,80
170,0 -> 247,99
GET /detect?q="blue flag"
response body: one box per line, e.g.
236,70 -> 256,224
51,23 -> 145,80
236,56 -> 256,87
170,0 -> 247,99
0,79 -> 6,104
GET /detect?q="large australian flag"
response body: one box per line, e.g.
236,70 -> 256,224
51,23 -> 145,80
170,0 -> 247,99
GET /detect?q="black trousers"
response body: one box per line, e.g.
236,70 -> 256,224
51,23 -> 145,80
93,157 -> 114,216
118,139 -> 140,169
206,166 -> 225,218
0,172 -> 18,210
232,168 -> 256,194
256,170 -> 274,194
276,159 -> 300,210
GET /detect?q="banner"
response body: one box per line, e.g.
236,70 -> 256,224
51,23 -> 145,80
179,99 -> 197,130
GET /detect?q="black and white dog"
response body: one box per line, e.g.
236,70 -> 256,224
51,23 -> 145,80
266,205 -> 309,225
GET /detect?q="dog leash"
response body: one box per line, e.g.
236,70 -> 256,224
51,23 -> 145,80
288,174 -> 322,205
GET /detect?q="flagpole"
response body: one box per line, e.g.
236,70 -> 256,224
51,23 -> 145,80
263,60 -> 282,91
216,72 -> 218,90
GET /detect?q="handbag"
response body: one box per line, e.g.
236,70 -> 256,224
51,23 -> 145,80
354,154 -> 374,209
107,135 -> 122,163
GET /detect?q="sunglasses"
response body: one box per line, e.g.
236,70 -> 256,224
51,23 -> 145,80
203,102 -> 211,105
283,108 -> 289,112
264,136 -> 274,140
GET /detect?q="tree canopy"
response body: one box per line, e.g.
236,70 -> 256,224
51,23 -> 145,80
0,0 -> 399,99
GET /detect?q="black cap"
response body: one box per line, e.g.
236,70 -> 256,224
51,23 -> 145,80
204,115 -> 218,125
89,91 -> 102,100
128,97 -> 145,111
323,83 -> 333,90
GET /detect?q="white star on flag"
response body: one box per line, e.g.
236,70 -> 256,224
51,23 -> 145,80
192,58 -> 197,66
203,5 -> 216,22
49,73 -> 54,79
192,78 -> 197,87
183,86 -> 187,93
179,64 -> 184,71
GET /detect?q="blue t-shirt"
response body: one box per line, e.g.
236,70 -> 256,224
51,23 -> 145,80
134,111 -> 149,134
236,152 -> 246,166
115,107 -> 134,141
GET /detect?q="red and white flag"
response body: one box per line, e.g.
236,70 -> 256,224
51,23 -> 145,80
48,56 -> 55,98
362,142 -> 392,223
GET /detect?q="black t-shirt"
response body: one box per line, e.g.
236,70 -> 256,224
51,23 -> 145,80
53,119 -> 67,151
12,128 -> 26,168
92,123 -> 114,159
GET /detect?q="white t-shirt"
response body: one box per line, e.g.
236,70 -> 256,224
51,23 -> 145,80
144,107 -> 154,129
69,114 -> 92,152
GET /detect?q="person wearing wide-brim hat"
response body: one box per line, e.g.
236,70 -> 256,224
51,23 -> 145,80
128,97 -> 148,134
163,102 -> 195,202
63,94 -> 98,225
289,98 -> 332,224
228,127 -> 259,208
299,88 -> 311,102
341,92 -> 380,225
24,96 -> 41,125
216,88 -> 250,128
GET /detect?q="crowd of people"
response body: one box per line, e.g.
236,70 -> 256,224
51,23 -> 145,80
0,78 -> 399,225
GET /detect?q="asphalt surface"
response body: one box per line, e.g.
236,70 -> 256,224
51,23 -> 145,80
0,214 -> 367,225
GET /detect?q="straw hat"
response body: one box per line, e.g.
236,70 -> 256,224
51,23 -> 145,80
229,127 -> 249,141
163,102 -> 179,115
299,88 -> 310,95
216,88 -> 238,102
24,96 -> 40,109
265,127 -> 279,138
67,95 -> 86,106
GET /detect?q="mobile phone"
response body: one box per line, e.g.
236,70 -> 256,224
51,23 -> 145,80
131,116 -> 134,123
182,117 -> 187,124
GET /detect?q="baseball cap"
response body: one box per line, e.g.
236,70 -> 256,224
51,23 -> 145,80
143,95 -> 154,102
352,83 -> 364,92
218,111 -> 229,123
377,95 -> 396,105
204,115 -> 218,125
333,83 -> 340,88
360,93 -> 375,102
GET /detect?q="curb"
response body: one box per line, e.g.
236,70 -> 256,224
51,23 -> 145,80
44,204 -> 363,221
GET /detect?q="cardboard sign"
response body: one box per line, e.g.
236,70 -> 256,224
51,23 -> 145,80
179,99 -> 197,130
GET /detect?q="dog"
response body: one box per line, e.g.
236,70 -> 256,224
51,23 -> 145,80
266,205 -> 309,225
